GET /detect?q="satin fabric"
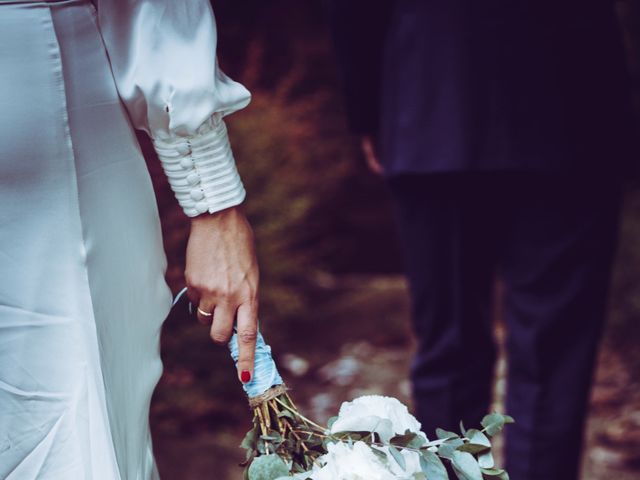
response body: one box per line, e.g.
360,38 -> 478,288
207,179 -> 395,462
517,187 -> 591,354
94,0 -> 252,217
0,0 -> 215,478
93,0 -> 251,140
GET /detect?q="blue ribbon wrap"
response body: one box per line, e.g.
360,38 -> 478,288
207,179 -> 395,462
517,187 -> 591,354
173,287 -> 284,398
228,329 -> 284,398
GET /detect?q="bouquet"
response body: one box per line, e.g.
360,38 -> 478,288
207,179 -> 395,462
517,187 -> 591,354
229,331 -> 513,480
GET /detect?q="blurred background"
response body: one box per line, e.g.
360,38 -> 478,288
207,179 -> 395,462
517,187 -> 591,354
139,1 -> 640,478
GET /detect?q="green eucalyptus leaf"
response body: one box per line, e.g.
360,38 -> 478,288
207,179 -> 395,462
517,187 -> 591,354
277,410 -> 295,421
388,445 -> 406,470
478,450 -> 495,469
457,443 -> 490,455
481,413 -> 510,437
256,438 -> 267,455
241,428 -> 258,450
480,467 -> 505,476
481,467 -> 509,480
436,428 -> 460,440
370,446 -> 388,462
327,416 -> 339,430
245,448 -> 255,463
468,429 -> 490,447
451,451 -> 483,480
391,431 -> 420,447
459,420 -> 467,436
419,449 -> 448,480
467,429 -> 493,467
481,413 -> 503,428
447,438 -> 465,449
438,443 -> 456,459
407,435 -> 427,449
464,429 -> 480,439
248,454 -> 290,480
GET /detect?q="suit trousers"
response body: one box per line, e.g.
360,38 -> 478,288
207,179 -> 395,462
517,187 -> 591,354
385,172 -> 621,480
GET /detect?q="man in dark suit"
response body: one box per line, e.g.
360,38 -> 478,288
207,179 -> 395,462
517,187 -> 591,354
328,1 -> 637,479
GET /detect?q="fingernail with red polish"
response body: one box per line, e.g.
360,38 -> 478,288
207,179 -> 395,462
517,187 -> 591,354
241,370 -> 251,383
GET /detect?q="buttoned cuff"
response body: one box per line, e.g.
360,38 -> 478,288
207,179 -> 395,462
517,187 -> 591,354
152,115 -> 246,217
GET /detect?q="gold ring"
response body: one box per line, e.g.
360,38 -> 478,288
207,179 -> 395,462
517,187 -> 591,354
197,307 -> 213,317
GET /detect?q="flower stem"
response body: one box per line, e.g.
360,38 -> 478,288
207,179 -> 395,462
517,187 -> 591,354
273,397 -> 327,432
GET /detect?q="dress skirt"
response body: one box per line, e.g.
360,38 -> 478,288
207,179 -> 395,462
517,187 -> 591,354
0,1 -> 174,478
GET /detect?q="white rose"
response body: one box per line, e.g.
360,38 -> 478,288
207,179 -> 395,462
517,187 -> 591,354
307,441 -> 397,480
330,395 -> 426,443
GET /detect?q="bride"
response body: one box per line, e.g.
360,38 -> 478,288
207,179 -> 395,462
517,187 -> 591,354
0,0 -> 259,478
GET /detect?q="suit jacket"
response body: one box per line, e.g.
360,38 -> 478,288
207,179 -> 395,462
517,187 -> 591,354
328,0 -> 637,177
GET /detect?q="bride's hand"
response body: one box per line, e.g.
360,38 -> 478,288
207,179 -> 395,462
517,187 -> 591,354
185,205 -> 259,384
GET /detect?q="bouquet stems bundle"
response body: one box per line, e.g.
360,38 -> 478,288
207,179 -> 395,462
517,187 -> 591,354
229,331 -> 514,480
243,385 -> 328,473
229,332 -> 328,474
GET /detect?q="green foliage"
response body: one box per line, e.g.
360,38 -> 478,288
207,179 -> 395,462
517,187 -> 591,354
481,413 -> 515,437
420,450 -> 448,480
388,445 -> 406,470
248,454 -> 290,480
390,431 -> 426,449
481,467 -> 510,480
436,428 -> 460,440
242,398 -> 515,480
451,451 -> 483,480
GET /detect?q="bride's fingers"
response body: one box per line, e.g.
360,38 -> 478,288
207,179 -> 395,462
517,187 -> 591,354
196,299 -> 214,325
235,302 -> 258,384
209,301 -> 235,345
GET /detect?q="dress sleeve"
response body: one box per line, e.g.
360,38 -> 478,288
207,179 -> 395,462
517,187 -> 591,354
94,0 -> 251,217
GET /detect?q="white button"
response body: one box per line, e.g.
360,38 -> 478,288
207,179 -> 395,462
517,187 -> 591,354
180,157 -> 192,169
186,172 -> 200,185
190,188 -> 204,201
176,143 -> 191,155
195,201 -> 208,213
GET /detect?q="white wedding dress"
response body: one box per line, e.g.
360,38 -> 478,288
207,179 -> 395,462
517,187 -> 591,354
0,0 -> 250,478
